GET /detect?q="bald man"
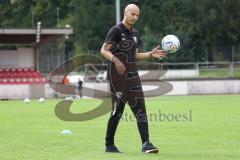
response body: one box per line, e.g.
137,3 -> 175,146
101,4 -> 166,153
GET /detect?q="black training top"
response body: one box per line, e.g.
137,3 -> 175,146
104,23 -> 143,80
104,23 -> 143,63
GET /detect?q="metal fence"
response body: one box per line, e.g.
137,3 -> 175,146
140,61 -> 240,79
37,40 -> 65,74
82,61 -> 240,80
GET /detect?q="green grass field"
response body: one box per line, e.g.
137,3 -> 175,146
199,68 -> 240,78
1,95 -> 240,160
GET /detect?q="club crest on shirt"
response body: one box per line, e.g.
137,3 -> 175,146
116,92 -> 122,98
133,36 -> 137,44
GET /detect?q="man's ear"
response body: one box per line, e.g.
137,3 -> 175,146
124,10 -> 126,17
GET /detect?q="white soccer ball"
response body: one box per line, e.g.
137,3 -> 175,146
161,35 -> 180,53
38,98 -> 45,103
24,98 -> 30,104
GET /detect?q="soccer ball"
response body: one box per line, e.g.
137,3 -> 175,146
24,98 -> 30,104
38,98 -> 45,103
161,35 -> 180,53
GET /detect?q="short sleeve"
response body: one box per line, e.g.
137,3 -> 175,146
104,27 -> 120,43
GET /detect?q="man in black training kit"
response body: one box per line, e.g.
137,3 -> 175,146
101,4 -> 166,153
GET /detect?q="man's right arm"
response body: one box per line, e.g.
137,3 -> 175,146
100,43 -> 114,62
100,43 -> 126,75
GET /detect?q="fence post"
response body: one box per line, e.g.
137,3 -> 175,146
229,62 -> 234,77
195,62 -> 199,77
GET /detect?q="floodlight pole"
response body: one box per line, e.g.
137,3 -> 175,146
31,8 -> 35,28
116,0 -> 120,24
57,7 -> 60,27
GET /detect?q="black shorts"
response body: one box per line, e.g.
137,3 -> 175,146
110,76 -> 144,107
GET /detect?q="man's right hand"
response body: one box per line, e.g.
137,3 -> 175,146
112,56 -> 126,75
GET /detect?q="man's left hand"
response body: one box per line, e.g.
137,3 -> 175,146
150,45 -> 167,59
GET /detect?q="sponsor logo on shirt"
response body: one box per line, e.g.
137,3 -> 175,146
121,34 -> 126,40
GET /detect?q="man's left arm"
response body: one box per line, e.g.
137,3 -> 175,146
135,46 -> 167,61
134,32 -> 166,61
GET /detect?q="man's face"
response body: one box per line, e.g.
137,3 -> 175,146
124,8 -> 140,25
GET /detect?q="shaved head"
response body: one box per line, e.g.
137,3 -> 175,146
124,4 -> 140,13
123,4 -> 140,28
